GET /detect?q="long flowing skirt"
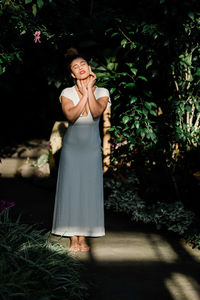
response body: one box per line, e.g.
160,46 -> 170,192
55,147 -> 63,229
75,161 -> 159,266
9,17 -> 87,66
51,122 -> 105,237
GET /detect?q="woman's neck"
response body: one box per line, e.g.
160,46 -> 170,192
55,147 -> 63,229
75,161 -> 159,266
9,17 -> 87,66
80,77 -> 90,86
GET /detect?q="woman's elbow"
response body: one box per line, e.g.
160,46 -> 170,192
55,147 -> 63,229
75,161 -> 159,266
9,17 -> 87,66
92,107 -> 106,118
67,115 -> 77,123
63,111 -> 75,123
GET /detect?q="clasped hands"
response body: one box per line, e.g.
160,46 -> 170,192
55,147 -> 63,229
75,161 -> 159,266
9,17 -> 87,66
77,71 -> 96,96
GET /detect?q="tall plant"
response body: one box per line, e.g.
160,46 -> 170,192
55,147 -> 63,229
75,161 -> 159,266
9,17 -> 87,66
171,12 -> 200,149
95,21 -> 160,167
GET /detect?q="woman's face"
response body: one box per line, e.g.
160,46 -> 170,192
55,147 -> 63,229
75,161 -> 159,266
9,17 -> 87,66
70,57 -> 91,80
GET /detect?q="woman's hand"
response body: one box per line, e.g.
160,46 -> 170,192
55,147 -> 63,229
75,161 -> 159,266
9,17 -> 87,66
88,71 -> 97,89
77,79 -> 88,96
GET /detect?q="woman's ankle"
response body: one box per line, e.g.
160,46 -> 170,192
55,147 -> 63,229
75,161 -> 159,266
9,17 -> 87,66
71,235 -> 78,243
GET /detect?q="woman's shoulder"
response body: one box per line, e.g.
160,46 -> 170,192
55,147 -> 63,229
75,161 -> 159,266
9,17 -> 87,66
96,86 -> 109,92
95,86 -> 111,107
95,86 -> 110,96
59,86 -> 74,102
60,86 -> 74,96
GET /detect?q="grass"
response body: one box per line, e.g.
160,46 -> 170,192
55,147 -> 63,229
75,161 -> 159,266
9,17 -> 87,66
0,209 -> 89,300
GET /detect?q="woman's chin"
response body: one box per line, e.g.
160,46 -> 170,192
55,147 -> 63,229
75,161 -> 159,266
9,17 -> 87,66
78,74 -> 90,80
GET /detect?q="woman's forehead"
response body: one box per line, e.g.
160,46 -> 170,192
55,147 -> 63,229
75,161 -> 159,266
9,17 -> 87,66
71,58 -> 87,67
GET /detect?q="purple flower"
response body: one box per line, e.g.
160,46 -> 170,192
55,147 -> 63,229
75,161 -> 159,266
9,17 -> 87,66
0,200 -> 15,212
7,202 -> 15,208
0,200 -> 6,212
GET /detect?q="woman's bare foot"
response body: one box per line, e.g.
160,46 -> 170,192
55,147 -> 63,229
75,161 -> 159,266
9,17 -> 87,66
78,236 -> 90,252
69,236 -> 80,252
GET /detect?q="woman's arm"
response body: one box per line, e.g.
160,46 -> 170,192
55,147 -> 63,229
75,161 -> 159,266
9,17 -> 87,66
87,88 -> 109,118
87,72 -> 109,118
61,94 -> 87,123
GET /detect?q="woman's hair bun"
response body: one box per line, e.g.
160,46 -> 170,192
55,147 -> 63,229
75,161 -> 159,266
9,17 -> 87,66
64,47 -> 88,75
64,47 -> 79,59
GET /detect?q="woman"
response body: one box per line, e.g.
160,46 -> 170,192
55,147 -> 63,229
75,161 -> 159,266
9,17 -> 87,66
51,53 -> 111,252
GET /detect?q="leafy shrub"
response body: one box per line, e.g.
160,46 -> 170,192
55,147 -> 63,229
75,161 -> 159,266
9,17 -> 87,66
104,169 -> 195,235
0,209 -> 89,300
185,232 -> 200,250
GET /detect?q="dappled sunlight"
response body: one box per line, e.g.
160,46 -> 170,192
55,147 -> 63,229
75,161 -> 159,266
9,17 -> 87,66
77,231 -> 179,263
165,273 -> 200,300
0,139 -> 50,178
70,230 -> 200,299
182,241 -> 200,262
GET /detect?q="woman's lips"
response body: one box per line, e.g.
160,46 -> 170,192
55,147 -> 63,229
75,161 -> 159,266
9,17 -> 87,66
80,70 -> 86,74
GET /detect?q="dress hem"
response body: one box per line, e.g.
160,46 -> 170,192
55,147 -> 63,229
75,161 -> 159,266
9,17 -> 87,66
51,231 -> 105,237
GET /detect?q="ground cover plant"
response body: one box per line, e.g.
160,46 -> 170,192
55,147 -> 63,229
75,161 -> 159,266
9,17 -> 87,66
104,167 -> 200,249
0,207 -> 89,300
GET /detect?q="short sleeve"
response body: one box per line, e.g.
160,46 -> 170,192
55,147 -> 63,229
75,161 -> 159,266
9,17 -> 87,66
96,87 -> 111,108
59,88 -> 73,103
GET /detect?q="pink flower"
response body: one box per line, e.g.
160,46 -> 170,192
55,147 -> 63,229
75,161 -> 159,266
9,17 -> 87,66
115,140 -> 128,149
34,31 -> 41,43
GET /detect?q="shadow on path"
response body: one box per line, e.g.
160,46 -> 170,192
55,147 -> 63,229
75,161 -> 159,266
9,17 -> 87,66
1,176 -> 200,300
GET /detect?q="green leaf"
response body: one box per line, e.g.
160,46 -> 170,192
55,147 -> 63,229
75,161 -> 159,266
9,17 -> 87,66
114,95 -> 120,100
142,108 -> 148,115
110,87 -> 116,94
140,130 -> 145,139
144,102 -> 152,110
32,4 -> 37,16
188,12 -> 195,20
136,109 -> 142,114
130,97 -> 137,104
138,76 -> 148,82
126,63 -> 133,67
16,53 -> 22,62
153,33 -> 158,39
121,39 -> 127,48
149,102 -> 157,108
37,0 -> 44,8
0,65 -> 6,75
185,105 -> 192,112
122,116 -> 130,124
130,68 -> 138,75
135,121 -> 140,129
150,110 -> 157,116
146,60 -> 153,69
195,102 -> 200,111
125,82 -> 135,88
111,32 -> 118,38
130,43 -> 136,49
193,67 -> 200,77
25,0 -> 32,3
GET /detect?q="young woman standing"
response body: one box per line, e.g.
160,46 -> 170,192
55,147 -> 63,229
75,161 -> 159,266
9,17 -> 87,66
51,53 -> 111,252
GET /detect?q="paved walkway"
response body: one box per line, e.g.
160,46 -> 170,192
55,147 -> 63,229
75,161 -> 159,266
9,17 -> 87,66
2,176 -> 200,300
1,138 -> 200,300
51,212 -> 200,300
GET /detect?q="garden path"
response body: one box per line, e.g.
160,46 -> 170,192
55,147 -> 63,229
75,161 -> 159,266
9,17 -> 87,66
1,176 -> 200,300
1,139 -> 200,300
52,211 -> 200,300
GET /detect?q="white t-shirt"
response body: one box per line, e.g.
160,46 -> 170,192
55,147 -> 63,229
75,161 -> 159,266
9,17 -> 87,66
59,86 -> 111,124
